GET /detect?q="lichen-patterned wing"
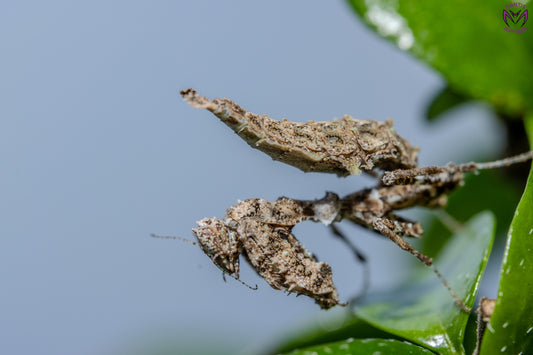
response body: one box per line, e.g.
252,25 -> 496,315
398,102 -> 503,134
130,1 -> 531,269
181,89 -> 419,176
238,218 -> 340,309
223,198 -> 341,309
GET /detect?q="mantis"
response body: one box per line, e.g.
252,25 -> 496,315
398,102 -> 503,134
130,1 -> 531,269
154,89 -> 533,311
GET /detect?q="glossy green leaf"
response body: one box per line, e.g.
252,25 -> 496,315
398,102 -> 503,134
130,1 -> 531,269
354,212 -> 495,354
463,312 -> 480,355
270,314 -> 399,355
425,86 -> 471,122
480,114 -> 533,354
346,0 -> 533,115
282,338 -> 433,355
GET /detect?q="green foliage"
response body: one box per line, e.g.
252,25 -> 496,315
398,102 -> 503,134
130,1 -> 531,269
354,213 -> 495,354
272,316 -> 399,354
346,0 -> 533,116
479,114 -> 533,354
274,213 -> 495,354
284,338 -> 433,355
271,1 -> 533,354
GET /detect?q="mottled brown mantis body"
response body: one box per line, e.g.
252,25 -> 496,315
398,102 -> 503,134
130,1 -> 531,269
180,88 -> 419,176
154,89 -> 533,311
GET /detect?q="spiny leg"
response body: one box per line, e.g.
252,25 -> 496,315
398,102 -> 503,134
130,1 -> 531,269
372,218 -> 432,266
372,218 -> 470,312
329,224 -> 369,305
384,212 -> 423,238
382,165 -> 464,186
382,150 -> 533,186
472,150 -> 533,170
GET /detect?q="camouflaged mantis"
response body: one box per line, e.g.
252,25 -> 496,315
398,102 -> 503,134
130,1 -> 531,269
153,89 -> 533,311
180,88 -> 419,176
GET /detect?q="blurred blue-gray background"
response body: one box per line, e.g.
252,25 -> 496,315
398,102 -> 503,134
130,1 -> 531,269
1,1 -> 504,354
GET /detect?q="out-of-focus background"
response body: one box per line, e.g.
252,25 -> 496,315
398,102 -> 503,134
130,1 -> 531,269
1,1 -> 505,354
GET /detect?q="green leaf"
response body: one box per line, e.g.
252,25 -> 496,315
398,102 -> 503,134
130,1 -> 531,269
282,338 -> 433,355
270,315 -> 400,355
480,114 -> 533,354
463,312 -> 480,355
346,0 -> 533,115
425,86 -> 471,122
355,212 -> 496,354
